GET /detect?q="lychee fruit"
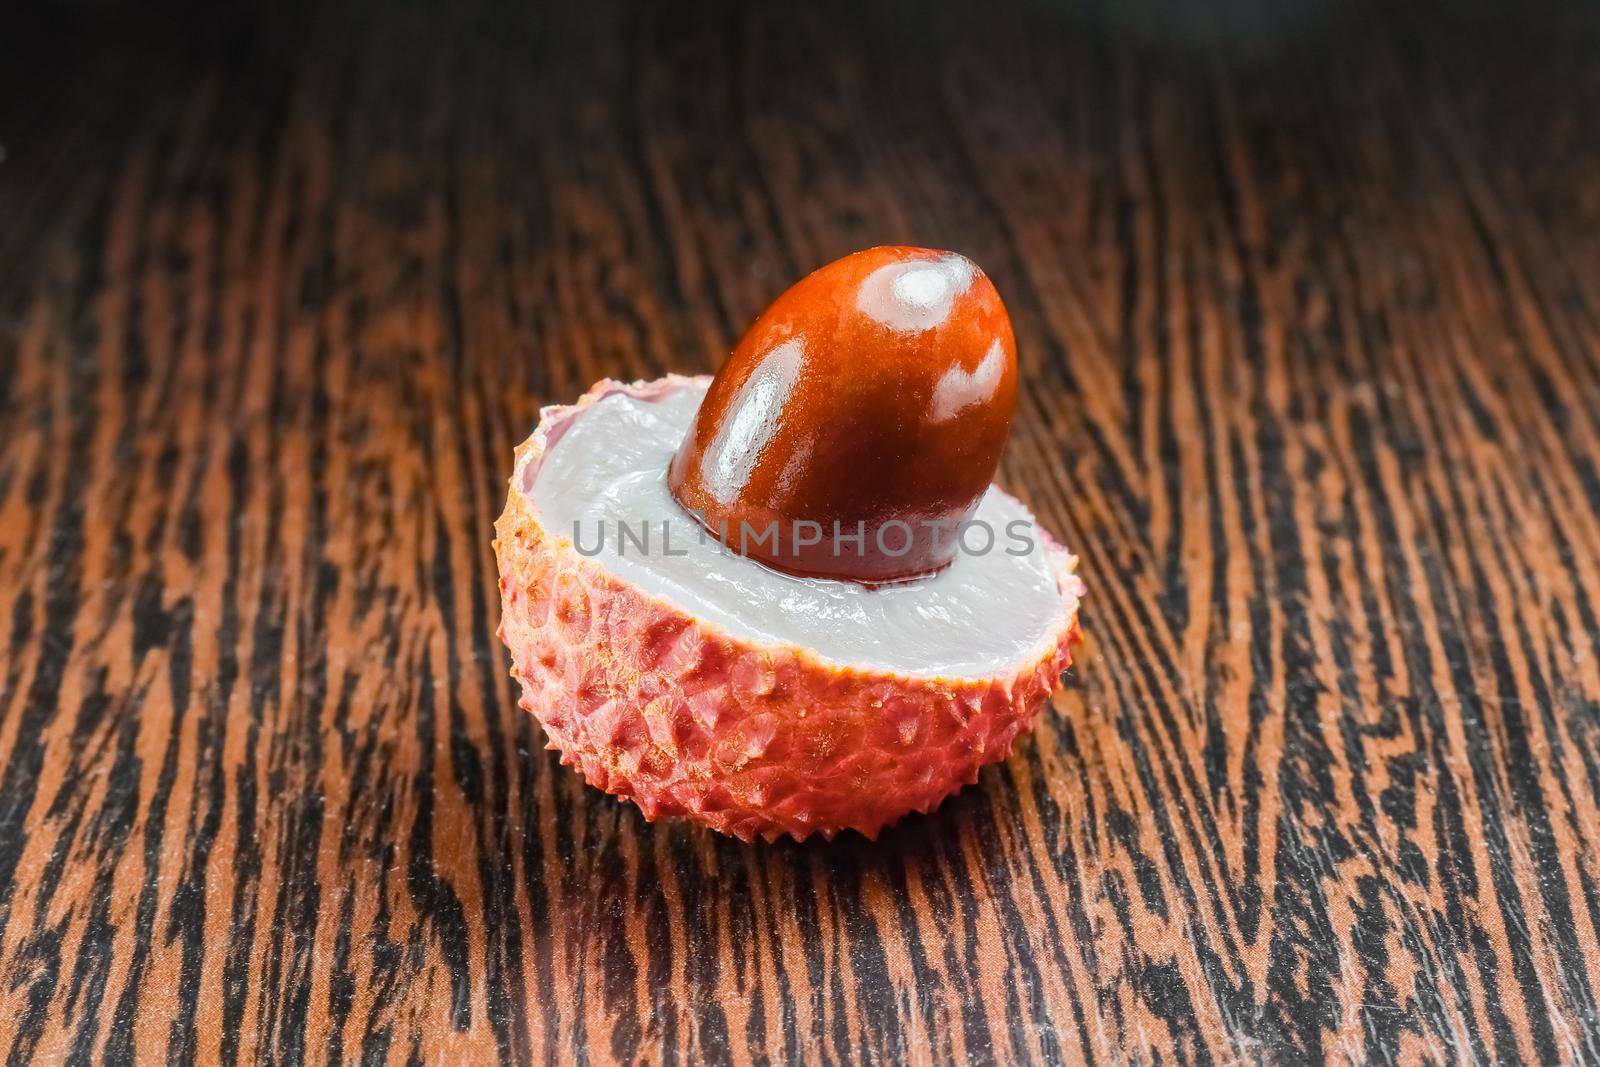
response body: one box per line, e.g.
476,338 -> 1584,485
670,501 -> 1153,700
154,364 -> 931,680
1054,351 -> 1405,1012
495,248 -> 1084,842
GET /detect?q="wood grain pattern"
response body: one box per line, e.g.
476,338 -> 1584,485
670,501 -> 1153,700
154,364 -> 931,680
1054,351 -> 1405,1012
4,0 -> 1600,1062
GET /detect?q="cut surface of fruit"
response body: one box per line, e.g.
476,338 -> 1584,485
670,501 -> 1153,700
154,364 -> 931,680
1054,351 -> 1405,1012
531,377 -> 1071,678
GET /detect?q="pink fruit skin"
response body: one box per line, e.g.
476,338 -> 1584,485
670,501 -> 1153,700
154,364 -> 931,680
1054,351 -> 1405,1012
494,376 -> 1084,843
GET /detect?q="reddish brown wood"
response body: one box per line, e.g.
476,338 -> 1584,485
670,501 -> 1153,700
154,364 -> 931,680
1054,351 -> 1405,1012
2,1 -> 1600,1064
669,246 -> 1017,583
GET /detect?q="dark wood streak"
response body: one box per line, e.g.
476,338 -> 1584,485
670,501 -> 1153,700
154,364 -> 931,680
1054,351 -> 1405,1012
3,0 -> 1600,1062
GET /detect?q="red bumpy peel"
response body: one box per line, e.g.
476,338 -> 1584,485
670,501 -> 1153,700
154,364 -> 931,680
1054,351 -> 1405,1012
494,376 -> 1083,843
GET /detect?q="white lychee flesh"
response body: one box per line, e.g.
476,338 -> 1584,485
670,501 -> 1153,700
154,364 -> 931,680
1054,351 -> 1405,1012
528,378 -> 1076,678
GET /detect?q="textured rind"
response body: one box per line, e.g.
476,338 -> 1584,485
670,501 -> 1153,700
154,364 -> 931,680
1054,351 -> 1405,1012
493,375 -> 1084,843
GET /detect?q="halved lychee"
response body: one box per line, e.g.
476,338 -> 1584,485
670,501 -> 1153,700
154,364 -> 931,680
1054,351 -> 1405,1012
494,249 -> 1084,842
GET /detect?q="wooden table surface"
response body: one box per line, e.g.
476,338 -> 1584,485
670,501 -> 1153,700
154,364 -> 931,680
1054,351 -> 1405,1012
5,1 -> 1600,1063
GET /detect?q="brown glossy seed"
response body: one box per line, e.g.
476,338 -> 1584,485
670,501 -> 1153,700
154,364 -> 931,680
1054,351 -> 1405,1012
668,246 -> 1018,584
